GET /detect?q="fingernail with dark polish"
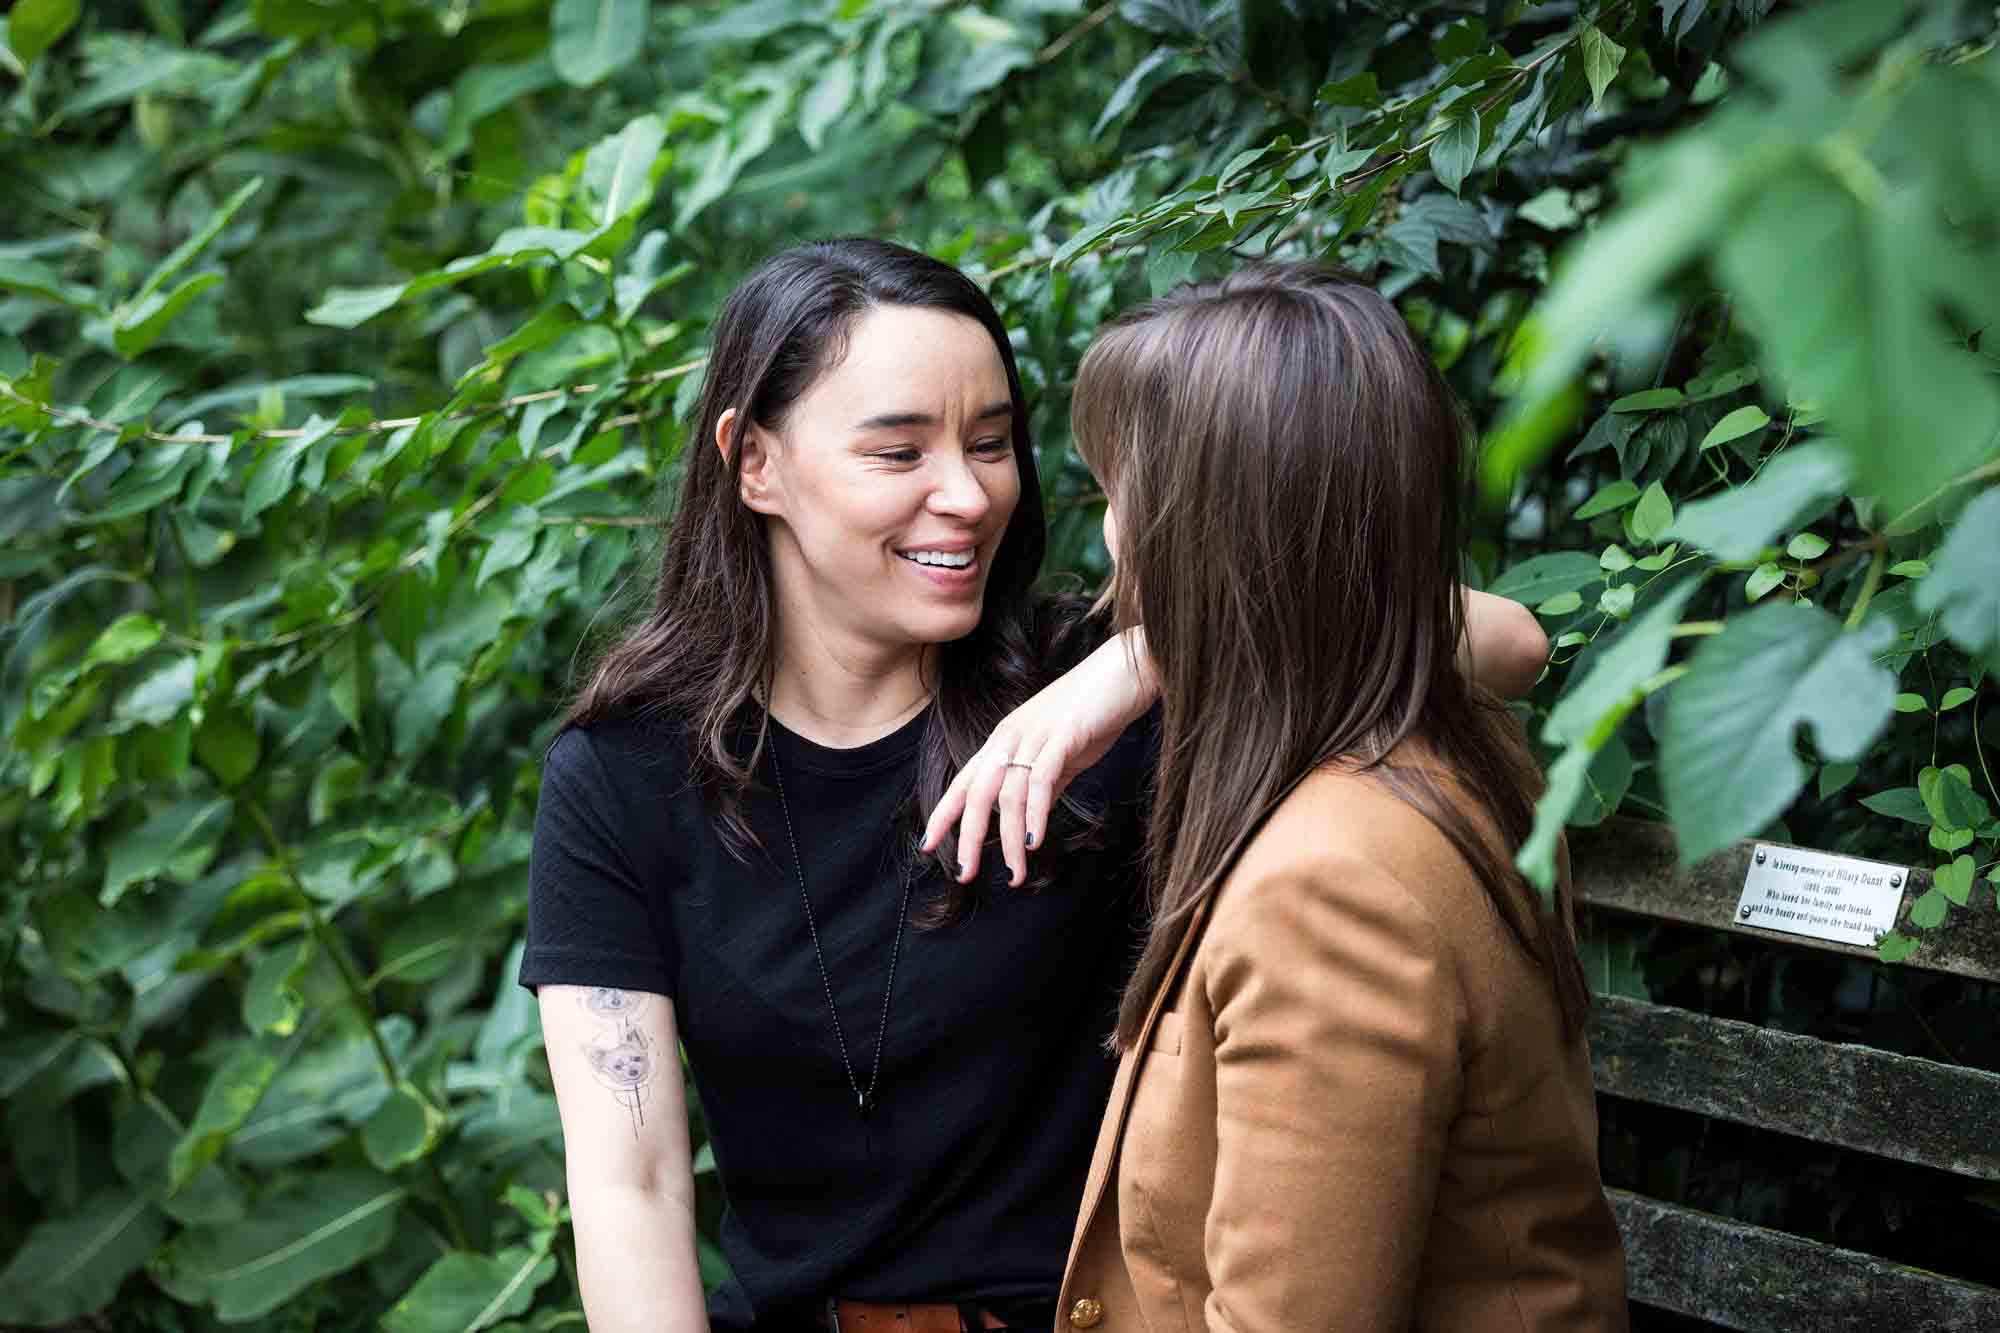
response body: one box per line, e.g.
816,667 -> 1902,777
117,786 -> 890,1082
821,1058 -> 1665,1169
1025,832 -> 1036,849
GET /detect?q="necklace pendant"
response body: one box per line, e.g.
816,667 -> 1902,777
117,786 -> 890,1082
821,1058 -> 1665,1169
857,1090 -> 875,1117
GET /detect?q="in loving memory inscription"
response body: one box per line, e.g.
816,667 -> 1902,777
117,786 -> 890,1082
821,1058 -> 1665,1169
1734,844 -> 1909,949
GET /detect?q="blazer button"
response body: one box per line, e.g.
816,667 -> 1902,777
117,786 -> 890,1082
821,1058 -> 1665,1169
1069,1297 -> 1104,1328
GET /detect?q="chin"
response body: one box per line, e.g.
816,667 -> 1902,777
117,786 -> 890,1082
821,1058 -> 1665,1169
906,607 -> 986,645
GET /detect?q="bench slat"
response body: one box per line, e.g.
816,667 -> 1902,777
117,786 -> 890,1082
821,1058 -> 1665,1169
1610,1189 -> 2000,1331
1590,995 -> 2000,1180
1568,821 -> 2000,984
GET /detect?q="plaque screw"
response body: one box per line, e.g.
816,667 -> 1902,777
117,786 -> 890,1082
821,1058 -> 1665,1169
1874,931 -> 1887,945
1889,873 -> 1903,889
1755,850 -> 1767,865
1740,904 -> 1755,920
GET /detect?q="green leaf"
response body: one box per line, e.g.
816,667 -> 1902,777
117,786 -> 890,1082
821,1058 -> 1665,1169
550,0 -> 645,87
1859,787 -> 1930,824
1599,544 -> 1634,573
393,665 -> 460,758
1941,686 -> 1976,711
382,1245 -> 558,1333
0,255 -> 101,310
1699,404 -> 1770,451
1877,930 -> 1919,963
133,178 -> 263,306
1520,583 -> 1701,889
101,796 -> 233,906
0,1187 -> 166,1326
1630,481 -> 1674,544
1579,23 -> 1627,109
478,510 -> 541,588
1889,560 -> 1929,578
1908,886 -> 1949,930
1664,438 -> 1848,556
1517,187 -> 1581,231
1817,761 -> 1858,799
1893,692 -> 1928,713
243,938 -> 313,1037
1598,583 -> 1635,618
1919,765 -> 1991,832
1935,855 -> 1977,907
1786,532 -> 1830,561
1660,606 -> 1897,864
242,414 -> 338,522
362,1081 -> 445,1172
112,272 -> 222,358
84,612 -> 164,669
1716,168 -> 2000,515
1487,551 -> 1602,605
168,1041 -> 283,1195
800,54 -> 857,151
1746,562 -> 1784,602
7,0 -> 80,68
194,710 -> 261,787
581,114 -> 666,230
1536,590 -> 1583,617
1609,388 -> 1684,414
1429,104 -> 1481,196
154,1170 -> 404,1322
1576,480 -> 1641,520
1915,488 -> 2000,667
303,284 -> 407,328
1930,824 -> 1974,854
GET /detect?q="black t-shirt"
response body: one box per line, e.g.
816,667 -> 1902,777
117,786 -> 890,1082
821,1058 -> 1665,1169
521,701 -> 1154,1331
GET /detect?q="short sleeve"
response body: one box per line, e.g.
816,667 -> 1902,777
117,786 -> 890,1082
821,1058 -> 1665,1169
518,726 -> 678,998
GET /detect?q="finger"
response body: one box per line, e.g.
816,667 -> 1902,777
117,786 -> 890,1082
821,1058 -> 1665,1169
922,759 -> 976,853
954,748 -> 1013,883
997,758 -> 1033,887
1024,735 -> 1070,857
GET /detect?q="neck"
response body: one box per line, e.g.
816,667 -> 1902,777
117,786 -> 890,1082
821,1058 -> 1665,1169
767,603 -> 934,751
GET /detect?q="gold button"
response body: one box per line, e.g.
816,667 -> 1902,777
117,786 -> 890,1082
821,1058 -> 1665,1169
1070,1297 -> 1104,1328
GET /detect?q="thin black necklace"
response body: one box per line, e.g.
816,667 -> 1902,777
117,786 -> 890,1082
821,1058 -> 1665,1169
768,741 -> 910,1118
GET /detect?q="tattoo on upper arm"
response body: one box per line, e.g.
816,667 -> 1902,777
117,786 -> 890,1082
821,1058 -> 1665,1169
577,987 -> 657,1137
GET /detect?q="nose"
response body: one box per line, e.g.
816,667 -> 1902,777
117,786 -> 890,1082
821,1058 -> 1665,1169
926,452 -> 993,524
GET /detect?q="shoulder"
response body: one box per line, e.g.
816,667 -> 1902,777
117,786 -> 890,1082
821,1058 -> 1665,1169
542,708 -> 700,809
1203,765 -> 1470,969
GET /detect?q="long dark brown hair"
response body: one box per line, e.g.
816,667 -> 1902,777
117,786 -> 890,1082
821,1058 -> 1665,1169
1073,262 -> 1589,1046
565,238 -> 1094,914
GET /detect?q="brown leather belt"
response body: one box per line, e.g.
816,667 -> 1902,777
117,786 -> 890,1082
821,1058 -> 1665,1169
822,1300 -> 1008,1332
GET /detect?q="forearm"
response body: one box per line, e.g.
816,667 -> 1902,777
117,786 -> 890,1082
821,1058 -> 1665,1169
569,1181 -> 711,1333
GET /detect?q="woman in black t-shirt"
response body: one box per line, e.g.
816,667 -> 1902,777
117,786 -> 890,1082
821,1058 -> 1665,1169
522,238 -> 1547,1332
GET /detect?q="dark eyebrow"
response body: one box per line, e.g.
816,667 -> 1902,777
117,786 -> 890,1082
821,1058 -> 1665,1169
853,402 -> 1014,432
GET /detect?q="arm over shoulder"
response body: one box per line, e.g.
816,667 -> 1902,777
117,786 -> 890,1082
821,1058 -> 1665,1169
1199,851 -> 1469,1332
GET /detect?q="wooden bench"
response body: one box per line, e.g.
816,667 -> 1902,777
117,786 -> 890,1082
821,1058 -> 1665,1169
1570,820 -> 2000,1331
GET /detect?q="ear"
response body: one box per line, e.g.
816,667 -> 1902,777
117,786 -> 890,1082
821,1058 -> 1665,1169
717,407 -> 784,517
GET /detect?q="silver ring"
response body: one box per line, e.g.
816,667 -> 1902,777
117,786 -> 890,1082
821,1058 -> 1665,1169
1003,761 -> 1034,771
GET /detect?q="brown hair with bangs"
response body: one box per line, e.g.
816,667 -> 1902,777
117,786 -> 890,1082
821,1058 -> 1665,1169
1073,262 -> 1589,1047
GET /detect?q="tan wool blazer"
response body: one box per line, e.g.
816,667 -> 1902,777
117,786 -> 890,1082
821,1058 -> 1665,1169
1056,760 -> 1628,1332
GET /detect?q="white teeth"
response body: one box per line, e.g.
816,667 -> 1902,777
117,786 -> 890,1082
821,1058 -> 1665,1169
901,550 -> 973,568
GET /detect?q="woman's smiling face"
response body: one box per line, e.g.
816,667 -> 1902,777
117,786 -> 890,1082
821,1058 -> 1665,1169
733,303 -> 1022,654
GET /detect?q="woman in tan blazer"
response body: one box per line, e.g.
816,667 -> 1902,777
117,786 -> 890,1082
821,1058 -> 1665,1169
952,263 -> 1628,1331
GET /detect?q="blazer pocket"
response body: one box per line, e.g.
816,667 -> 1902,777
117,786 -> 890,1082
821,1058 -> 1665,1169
1148,1009 -> 1183,1056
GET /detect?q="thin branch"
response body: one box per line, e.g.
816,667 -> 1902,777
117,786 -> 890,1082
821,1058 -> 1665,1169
1038,0 -> 1116,64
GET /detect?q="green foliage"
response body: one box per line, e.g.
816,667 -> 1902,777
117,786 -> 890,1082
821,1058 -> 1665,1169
3,0 -> 1998,1326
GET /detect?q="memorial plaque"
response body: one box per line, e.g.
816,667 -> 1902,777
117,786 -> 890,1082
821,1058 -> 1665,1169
1734,844 -> 1908,948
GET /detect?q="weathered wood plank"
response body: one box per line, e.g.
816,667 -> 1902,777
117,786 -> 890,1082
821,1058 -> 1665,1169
1590,995 -> 2000,1180
1568,820 -> 2000,984
1610,1189 -> 2000,1331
